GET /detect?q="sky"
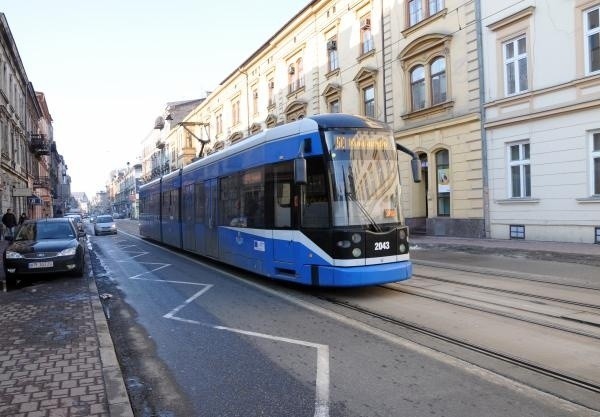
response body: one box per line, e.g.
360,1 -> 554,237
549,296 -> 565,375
1,0 -> 309,198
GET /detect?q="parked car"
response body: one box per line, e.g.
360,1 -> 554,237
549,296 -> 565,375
94,215 -> 117,236
64,213 -> 84,231
3,218 -> 87,287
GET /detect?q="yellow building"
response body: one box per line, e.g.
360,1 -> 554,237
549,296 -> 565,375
163,0 -> 485,237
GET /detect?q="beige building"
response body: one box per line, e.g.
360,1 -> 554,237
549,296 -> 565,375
482,0 -> 600,243
156,0 -> 485,237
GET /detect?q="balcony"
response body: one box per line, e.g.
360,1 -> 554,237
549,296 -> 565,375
33,176 -> 51,189
30,134 -> 50,156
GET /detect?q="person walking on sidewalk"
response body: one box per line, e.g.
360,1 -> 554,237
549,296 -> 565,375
2,208 -> 17,240
19,212 -> 27,225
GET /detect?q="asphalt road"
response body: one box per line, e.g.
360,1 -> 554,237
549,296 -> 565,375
87,221 -> 600,417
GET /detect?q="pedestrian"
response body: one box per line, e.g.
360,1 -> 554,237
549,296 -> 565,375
19,212 -> 27,224
2,208 -> 17,239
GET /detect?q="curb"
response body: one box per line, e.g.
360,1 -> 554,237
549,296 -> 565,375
410,241 -> 600,267
88,272 -> 134,417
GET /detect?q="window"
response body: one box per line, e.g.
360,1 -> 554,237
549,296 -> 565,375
231,99 -> 240,125
363,85 -> 375,118
503,35 -> 528,95
268,78 -> 275,107
296,58 -> 305,90
241,168 -> 265,228
327,36 -> 339,72
510,225 -> 525,239
288,58 -> 305,94
252,89 -> 258,116
410,66 -> 426,111
408,0 -> 444,26
329,99 -> 340,113
585,5 -> 600,74
360,15 -> 374,54
409,0 -> 423,26
508,142 -> 531,198
323,83 -> 341,114
216,113 -> 223,136
436,149 -> 450,216
592,132 -> 600,195
430,57 -> 447,105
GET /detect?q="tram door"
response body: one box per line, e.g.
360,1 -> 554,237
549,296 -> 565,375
206,178 -> 219,258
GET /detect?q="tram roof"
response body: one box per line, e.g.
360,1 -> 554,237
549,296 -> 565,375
181,114 -> 388,175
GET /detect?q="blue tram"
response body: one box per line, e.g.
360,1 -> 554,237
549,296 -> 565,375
139,114 -> 421,287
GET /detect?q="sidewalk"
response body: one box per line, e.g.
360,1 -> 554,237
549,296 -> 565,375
0,239 -> 133,417
409,234 -> 600,266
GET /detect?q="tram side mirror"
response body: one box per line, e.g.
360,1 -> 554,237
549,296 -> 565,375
294,157 -> 307,185
411,158 -> 422,183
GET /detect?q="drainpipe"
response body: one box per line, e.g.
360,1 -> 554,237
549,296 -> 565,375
475,0 -> 490,238
380,0 -> 388,123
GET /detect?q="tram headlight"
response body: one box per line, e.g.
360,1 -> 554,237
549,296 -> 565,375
351,233 -> 362,243
399,229 -> 407,240
399,243 -> 407,253
352,248 -> 362,258
336,240 -> 351,248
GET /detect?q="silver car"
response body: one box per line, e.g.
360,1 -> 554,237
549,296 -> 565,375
94,215 -> 117,236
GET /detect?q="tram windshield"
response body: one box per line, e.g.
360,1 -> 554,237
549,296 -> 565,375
325,128 -> 402,228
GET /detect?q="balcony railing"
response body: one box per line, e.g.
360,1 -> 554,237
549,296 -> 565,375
33,176 -> 51,189
30,134 -> 50,156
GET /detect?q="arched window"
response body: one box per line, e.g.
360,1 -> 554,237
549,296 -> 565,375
430,57 -> 446,105
411,66 -> 426,111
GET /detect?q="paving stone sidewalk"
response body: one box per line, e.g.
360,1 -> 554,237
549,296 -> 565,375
0,239 -> 132,417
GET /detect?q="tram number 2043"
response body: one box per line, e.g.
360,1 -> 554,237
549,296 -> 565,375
374,241 -> 391,251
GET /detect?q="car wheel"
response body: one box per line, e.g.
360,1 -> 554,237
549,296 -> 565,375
72,257 -> 84,278
5,271 -> 17,290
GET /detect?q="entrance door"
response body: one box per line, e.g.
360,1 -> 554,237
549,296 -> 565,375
206,179 -> 219,259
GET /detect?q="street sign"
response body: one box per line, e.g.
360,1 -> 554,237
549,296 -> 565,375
12,188 -> 33,197
27,196 -> 42,205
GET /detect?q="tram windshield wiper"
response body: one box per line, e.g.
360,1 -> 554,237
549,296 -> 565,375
344,190 -> 382,233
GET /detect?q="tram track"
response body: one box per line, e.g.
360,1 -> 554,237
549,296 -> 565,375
320,295 -> 600,397
382,282 -> 600,340
409,273 -> 600,312
413,259 -> 600,291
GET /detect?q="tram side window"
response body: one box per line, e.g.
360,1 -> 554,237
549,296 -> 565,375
241,168 -> 265,228
302,157 -> 330,228
220,174 -> 242,226
183,184 -> 194,223
161,191 -> 169,220
195,182 -> 205,223
273,162 -> 292,228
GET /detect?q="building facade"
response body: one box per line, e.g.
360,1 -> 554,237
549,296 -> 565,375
481,0 -> 600,243
1,14 -> 72,221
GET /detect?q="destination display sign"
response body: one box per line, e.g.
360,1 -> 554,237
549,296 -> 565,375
333,134 -> 395,151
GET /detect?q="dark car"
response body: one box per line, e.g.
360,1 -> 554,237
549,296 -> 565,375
3,218 -> 87,287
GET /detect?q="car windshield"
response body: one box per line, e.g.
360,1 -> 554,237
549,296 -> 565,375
97,216 -> 113,223
15,222 -> 76,240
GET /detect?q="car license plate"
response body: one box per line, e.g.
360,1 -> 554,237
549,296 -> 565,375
29,261 -> 54,269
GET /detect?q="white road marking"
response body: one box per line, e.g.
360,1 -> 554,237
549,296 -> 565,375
163,284 -> 213,319
101,233 -> 331,417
